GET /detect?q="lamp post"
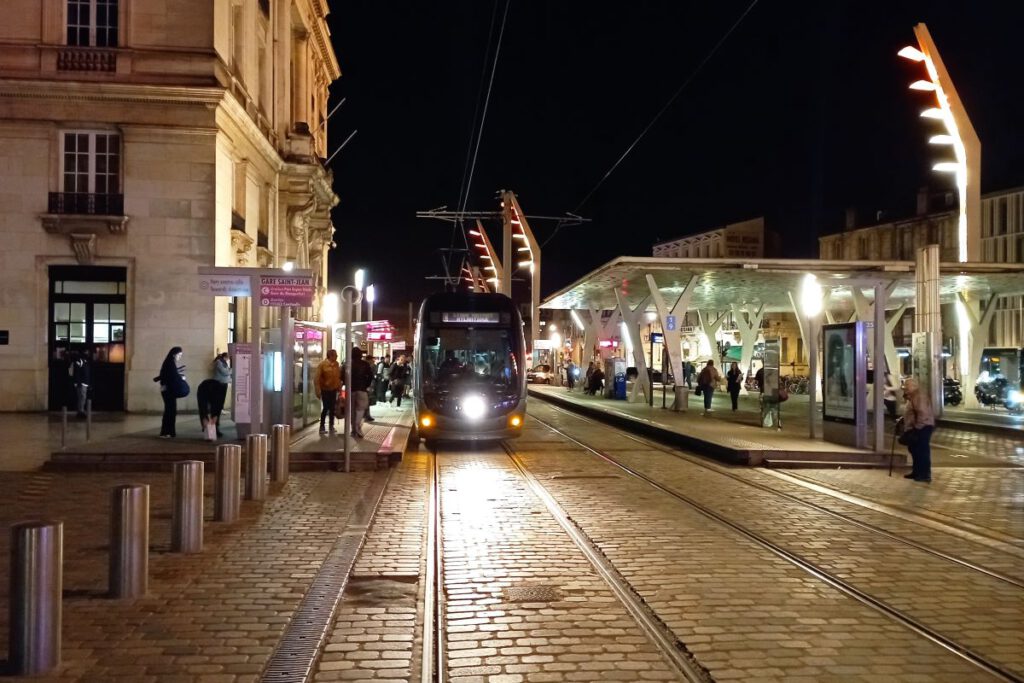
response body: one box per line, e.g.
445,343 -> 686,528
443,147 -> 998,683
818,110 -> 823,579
366,284 -> 376,322
354,269 -> 365,322
800,274 -> 823,439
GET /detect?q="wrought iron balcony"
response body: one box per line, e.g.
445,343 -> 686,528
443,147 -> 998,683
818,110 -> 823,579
48,192 -> 124,216
57,48 -> 116,72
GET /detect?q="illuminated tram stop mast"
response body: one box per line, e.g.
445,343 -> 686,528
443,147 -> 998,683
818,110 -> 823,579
500,191 -> 542,357
899,23 -> 983,407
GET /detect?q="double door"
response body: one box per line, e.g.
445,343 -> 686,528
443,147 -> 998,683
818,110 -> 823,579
48,266 -> 127,411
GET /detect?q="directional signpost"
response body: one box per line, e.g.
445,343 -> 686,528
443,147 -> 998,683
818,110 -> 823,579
198,267 -> 314,437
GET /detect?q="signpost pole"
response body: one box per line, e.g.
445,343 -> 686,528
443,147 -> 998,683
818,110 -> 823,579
250,275 -> 262,438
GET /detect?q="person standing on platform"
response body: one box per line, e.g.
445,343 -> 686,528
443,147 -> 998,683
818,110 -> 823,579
697,359 -> 721,415
375,355 -> 391,404
567,360 -> 577,390
901,377 -> 935,482
726,362 -> 742,411
389,354 -> 411,407
156,346 -> 187,438
363,355 -> 377,423
71,352 -> 91,418
684,360 -> 694,389
315,349 -> 342,435
348,347 -> 375,438
754,366 -> 765,394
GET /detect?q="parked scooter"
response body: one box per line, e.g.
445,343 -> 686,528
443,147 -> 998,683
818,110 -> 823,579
975,377 -> 1008,409
943,377 -> 963,406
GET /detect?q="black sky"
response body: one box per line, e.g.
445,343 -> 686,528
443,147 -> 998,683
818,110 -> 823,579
325,1 -> 1024,326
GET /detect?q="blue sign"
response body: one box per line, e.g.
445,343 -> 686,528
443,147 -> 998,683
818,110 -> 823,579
651,332 -> 664,344
665,315 -> 677,332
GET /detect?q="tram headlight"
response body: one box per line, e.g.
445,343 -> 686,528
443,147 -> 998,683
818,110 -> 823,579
509,415 -> 523,428
461,395 -> 487,420
420,415 -> 433,428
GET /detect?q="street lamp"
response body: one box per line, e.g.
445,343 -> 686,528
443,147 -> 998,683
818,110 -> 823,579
366,284 -> 376,322
322,292 -> 340,325
282,261 -> 295,272
354,269 -> 365,321
899,23 -> 980,263
800,274 -> 823,439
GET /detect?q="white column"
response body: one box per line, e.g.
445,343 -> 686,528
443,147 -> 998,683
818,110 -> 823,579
957,292 -> 998,409
645,273 -> 698,384
613,289 -> 652,403
730,302 -> 765,394
697,310 -> 727,361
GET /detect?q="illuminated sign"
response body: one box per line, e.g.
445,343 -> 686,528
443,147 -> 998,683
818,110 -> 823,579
598,339 -> 620,349
441,311 -> 500,324
367,331 -> 393,341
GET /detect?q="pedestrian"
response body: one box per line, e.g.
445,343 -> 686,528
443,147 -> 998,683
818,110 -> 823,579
375,355 -> 391,403
155,346 -> 187,438
348,347 -> 375,438
364,355 -> 377,423
754,366 -> 765,394
696,359 -> 721,415
726,361 -> 742,411
71,352 -> 91,418
584,361 -> 595,392
684,360 -> 694,389
315,348 -> 342,435
389,354 -> 411,407
567,360 -> 577,390
587,365 -> 605,396
900,377 -> 935,482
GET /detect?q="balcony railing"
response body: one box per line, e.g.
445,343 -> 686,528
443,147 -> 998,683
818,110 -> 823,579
57,48 -> 116,72
48,192 -> 124,216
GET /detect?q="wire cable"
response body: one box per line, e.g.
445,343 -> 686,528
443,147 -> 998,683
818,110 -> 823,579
542,0 -> 760,248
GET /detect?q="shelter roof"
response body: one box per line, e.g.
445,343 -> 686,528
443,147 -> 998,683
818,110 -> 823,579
541,257 -> 1024,313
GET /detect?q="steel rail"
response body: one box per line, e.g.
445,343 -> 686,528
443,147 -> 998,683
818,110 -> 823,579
501,442 -> 713,683
541,405 -> 1024,589
530,415 -> 1023,683
421,452 -> 443,683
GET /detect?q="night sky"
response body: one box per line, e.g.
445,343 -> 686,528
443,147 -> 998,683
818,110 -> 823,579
325,1 -> 1024,329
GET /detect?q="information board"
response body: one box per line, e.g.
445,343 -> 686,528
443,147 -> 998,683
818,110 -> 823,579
823,323 -> 857,423
198,274 -> 251,297
258,275 -> 314,307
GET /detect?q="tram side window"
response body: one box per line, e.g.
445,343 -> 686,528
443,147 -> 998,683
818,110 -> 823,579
422,328 -> 518,387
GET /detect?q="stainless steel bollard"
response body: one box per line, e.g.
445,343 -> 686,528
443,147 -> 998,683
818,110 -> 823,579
244,434 -> 268,501
109,484 -> 149,599
9,520 -> 63,676
214,444 -> 242,523
85,398 -> 92,441
271,424 -> 291,484
171,461 -> 204,553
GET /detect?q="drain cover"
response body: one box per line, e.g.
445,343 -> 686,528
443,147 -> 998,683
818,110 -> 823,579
503,585 -> 563,602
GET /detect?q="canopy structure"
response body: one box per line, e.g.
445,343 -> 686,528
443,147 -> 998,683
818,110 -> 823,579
541,255 -> 1024,451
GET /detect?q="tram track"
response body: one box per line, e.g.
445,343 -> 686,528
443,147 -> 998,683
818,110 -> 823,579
525,410 -> 1024,683
537,406 -> 1024,588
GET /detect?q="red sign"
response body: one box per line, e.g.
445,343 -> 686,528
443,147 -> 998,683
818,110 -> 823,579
367,331 -> 393,341
259,275 -> 314,307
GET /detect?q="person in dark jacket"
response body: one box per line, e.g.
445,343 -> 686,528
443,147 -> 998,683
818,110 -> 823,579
726,362 -> 743,411
347,347 -> 375,438
156,347 -> 185,438
71,353 -> 91,418
389,355 -> 411,407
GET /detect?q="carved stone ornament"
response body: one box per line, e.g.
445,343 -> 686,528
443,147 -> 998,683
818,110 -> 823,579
41,213 -> 129,235
70,233 -> 97,264
231,229 -> 254,266
257,246 -> 274,268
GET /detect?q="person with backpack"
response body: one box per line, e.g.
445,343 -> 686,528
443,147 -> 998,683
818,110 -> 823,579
696,359 -> 721,415
726,362 -> 742,411
155,346 -> 188,438
315,349 -> 342,435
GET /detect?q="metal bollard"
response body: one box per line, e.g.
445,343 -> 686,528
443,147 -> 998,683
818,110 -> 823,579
244,434 -> 268,501
86,398 -> 92,441
271,424 -> 291,484
171,461 -> 204,553
9,520 -> 63,676
109,484 -> 149,599
214,444 -> 242,522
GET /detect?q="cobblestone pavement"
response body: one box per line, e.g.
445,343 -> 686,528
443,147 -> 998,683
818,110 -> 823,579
515,402 -> 1021,680
0,470 -> 372,682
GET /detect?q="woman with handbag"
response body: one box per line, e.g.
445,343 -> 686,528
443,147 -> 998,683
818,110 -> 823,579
156,346 -> 187,438
900,377 -> 935,482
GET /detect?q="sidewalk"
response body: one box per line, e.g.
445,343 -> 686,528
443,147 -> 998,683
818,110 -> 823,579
529,385 -> 1024,468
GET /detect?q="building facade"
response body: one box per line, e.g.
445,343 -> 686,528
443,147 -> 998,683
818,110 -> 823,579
0,0 -> 340,411
653,217 -> 766,259
818,187 -> 1024,350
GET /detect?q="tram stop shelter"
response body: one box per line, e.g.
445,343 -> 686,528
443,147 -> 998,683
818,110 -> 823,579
541,254 -> 1024,453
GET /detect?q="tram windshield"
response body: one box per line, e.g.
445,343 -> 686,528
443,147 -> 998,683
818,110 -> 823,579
420,327 -> 520,390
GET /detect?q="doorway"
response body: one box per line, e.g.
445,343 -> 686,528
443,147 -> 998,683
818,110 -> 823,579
48,265 -> 127,411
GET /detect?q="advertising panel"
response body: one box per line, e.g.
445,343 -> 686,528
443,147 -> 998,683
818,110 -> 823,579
823,323 -> 857,423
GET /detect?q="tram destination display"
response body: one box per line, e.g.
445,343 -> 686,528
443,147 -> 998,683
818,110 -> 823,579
440,311 -> 500,324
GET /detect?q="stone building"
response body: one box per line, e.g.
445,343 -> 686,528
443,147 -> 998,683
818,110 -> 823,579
818,187 -> 1024,350
0,0 -> 340,411
653,217 -> 767,259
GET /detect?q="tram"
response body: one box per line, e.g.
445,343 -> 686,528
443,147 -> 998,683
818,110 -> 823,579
412,292 -> 527,442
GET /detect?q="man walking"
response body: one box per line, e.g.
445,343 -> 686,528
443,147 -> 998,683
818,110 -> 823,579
315,349 -> 342,435
697,360 -> 721,415
348,347 -> 375,438
389,354 -> 411,407
71,353 -> 90,418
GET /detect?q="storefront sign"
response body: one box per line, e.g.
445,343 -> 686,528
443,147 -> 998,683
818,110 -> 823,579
198,274 -> 251,297
367,331 -> 393,341
533,339 -> 553,350
259,275 -> 314,307
823,323 -> 857,423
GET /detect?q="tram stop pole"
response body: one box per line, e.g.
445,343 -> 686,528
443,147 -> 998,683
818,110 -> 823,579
9,520 -> 63,676
341,285 -> 362,474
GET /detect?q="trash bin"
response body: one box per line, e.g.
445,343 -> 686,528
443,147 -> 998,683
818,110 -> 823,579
614,373 -> 627,400
672,385 -> 689,412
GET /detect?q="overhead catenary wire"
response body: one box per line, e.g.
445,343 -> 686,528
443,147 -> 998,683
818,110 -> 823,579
542,0 -> 761,248
446,0 -> 512,288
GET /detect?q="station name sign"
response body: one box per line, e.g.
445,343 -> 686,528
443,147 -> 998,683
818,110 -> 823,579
259,275 -> 314,307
